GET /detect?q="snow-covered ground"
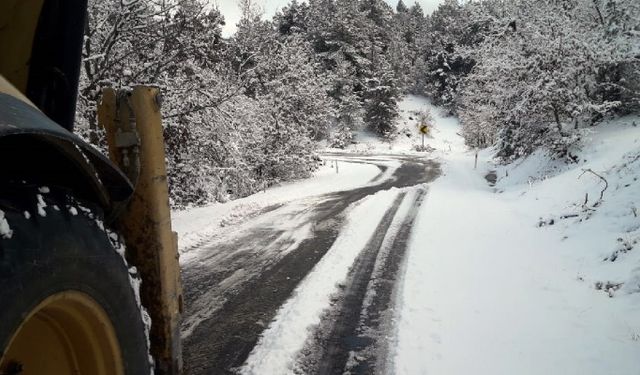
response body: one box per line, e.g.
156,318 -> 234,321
176,95 -> 639,374
335,94 -> 449,155
393,97 -> 640,374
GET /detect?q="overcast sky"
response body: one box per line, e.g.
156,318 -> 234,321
213,0 -> 444,37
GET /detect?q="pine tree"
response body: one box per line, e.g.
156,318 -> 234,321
274,0 -> 310,35
396,0 -> 409,13
364,59 -> 399,136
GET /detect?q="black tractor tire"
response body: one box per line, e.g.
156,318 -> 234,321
0,184 -> 152,374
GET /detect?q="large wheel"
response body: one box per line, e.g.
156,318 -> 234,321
0,185 -> 151,375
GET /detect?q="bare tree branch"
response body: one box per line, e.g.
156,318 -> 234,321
579,168 -> 608,205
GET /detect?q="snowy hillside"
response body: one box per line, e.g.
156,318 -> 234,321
392,97 -> 640,374
337,94 -> 456,154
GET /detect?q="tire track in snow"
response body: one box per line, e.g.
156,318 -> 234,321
183,220 -> 341,375
295,187 -> 427,375
240,189 -> 404,375
181,156 -> 440,375
352,187 -> 427,375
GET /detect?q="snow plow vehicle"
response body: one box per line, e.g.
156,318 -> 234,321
0,1 -> 183,374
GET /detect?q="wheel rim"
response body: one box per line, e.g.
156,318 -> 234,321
0,291 -> 125,375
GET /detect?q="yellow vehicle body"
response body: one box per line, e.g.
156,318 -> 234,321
0,1 -> 183,374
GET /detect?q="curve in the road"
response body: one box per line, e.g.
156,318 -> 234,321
181,155 -> 439,375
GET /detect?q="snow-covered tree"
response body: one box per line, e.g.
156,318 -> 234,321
456,0 -> 639,160
364,65 -> 399,136
396,0 -> 409,13
274,0 -> 310,35
76,0 -> 638,207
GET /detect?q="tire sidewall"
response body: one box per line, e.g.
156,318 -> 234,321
0,191 -> 151,374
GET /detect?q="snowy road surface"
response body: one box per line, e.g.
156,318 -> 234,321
177,96 -> 640,374
180,153 -> 440,374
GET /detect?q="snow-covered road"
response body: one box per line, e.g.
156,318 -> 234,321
179,153 -> 439,374
177,95 -> 640,375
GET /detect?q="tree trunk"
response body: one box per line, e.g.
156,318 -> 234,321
552,104 -> 563,134
88,110 -> 100,145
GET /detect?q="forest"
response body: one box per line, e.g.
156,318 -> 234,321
76,0 -> 640,208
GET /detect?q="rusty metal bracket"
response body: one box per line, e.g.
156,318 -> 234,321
98,86 -> 183,375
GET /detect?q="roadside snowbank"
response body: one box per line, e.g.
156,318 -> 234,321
393,100 -> 640,374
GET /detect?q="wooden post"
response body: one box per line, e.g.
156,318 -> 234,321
99,87 -> 183,375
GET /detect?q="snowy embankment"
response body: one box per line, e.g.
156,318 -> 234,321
331,94 -> 445,155
394,98 -> 640,374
